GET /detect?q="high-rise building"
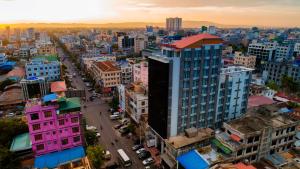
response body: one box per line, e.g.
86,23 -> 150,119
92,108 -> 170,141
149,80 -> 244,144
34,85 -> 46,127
148,34 -> 223,139
166,17 -> 182,32
215,66 -> 252,128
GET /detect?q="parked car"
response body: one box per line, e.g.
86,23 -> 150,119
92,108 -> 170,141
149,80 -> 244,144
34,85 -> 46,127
104,150 -> 111,160
136,148 -> 146,155
132,144 -> 143,151
138,151 -> 151,160
96,132 -> 101,137
142,157 -> 154,166
114,124 -> 123,129
110,114 -> 121,120
86,125 -> 97,131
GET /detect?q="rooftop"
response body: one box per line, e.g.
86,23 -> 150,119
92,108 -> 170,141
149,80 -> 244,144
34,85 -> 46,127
166,128 -> 214,149
33,55 -> 58,62
51,81 -> 67,93
176,150 -> 209,169
168,34 -> 222,49
58,97 -> 81,113
248,95 -> 275,108
34,146 -> 85,169
227,105 -> 296,134
10,132 -> 32,152
0,86 -> 23,106
95,61 -> 120,72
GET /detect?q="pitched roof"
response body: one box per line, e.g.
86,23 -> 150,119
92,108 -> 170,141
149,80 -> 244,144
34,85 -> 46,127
170,34 -> 222,49
95,61 -> 120,72
51,81 -> 67,92
58,97 -> 81,113
176,150 -> 209,169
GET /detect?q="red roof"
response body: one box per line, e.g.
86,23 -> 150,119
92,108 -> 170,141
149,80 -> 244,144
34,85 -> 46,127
170,34 -> 222,49
275,92 -> 300,103
234,162 -> 256,169
248,96 -> 275,108
51,81 -> 67,92
230,134 -> 241,142
95,61 -> 120,72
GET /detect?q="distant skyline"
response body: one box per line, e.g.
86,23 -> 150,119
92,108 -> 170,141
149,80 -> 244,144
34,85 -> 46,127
0,0 -> 300,27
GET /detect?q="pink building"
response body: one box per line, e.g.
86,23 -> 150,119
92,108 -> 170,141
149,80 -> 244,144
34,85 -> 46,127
25,97 -> 83,156
133,61 -> 148,87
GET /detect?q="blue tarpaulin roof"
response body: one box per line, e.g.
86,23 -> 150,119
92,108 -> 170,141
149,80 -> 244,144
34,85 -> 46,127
278,107 -> 293,113
43,93 -> 58,102
176,150 -> 209,169
34,146 -> 85,169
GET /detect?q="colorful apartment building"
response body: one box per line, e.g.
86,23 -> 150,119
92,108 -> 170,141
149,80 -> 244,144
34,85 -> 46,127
25,96 -> 83,156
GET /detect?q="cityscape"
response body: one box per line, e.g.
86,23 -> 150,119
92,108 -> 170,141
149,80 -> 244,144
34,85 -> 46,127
0,1 -> 300,169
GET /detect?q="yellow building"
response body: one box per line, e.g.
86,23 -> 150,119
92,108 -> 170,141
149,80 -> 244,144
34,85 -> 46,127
234,52 -> 256,69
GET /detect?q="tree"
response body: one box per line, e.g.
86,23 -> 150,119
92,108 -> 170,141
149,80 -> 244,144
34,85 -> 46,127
0,146 -> 21,169
281,75 -> 299,94
87,145 -> 105,169
0,118 -> 28,147
266,81 -> 279,91
84,130 -> 98,146
109,96 -> 119,110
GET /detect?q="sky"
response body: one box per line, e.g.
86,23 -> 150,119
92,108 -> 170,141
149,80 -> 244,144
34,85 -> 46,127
0,0 -> 300,27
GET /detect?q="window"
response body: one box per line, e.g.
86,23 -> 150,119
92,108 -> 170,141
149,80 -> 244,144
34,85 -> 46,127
73,136 -> 80,142
36,144 -> 44,151
253,146 -> 258,151
247,137 -> 254,144
61,138 -> 68,145
237,149 -> 243,156
44,111 -> 52,118
32,124 -> 41,131
59,119 -> 65,125
71,117 -> 78,123
72,127 -> 79,133
141,101 -> 145,105
34,134 -> 43,141
30,113 -> 39,120
246,147 -> 252,153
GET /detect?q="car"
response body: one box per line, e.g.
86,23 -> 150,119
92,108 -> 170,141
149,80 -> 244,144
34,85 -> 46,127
110,114 -> 121,120
104,150 -> 111,160
136,148 -> 146,154
138,151 -> 151,160
114,124 -> 123,129
132,144 -> 143,151
6,112 -> 15,118
86,125 -> 97,131
96,132 -> 101,137
145,166 -> 151,169
142,157 -> 154,166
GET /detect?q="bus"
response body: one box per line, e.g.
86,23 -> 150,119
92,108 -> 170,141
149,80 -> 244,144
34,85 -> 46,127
117,149 -> 132,167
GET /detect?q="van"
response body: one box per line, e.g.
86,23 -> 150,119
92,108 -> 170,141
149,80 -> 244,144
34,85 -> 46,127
110,114 -> 120,120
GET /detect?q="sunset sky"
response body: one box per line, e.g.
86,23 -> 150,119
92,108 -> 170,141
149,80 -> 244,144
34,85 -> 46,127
0,0 -> 300,27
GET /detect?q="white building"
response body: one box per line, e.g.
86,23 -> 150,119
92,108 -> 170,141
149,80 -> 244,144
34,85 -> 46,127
208,26 -> 216,34
117,84 -> 126,112
119,62 -> 133,85
133,61 -> 148,87
125,82 -> 148,123
294,43 -> 300,56
215,66 -> 253,127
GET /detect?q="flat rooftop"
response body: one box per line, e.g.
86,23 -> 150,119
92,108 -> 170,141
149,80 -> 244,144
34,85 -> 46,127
166,128 -> 214,149
227,105 -> 297,134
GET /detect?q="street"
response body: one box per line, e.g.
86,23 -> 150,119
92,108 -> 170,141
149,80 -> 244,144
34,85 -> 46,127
57,47 -> 145,169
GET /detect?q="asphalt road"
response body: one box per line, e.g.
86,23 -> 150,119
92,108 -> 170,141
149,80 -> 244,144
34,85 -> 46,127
57,47 -> 145,169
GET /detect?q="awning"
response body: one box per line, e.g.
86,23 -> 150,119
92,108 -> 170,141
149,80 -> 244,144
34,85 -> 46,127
211,139 -> 232,155
230,134 -> 241,142
34,146 -> 85,168
176,150 -> 209,169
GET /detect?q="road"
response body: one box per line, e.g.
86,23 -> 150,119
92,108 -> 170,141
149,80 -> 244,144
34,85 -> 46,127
57,47 -> 145,169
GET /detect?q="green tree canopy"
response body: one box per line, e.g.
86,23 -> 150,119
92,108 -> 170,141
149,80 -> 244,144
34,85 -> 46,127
87,145 -> 105,169
84,130 -> 98,146
266,81 -> 279,91
0,146 -> 21,169
0,118 -> 28,147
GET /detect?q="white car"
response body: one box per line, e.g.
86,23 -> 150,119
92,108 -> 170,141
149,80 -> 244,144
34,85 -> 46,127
96,132 -> 101,137
86,125 -> 97,131
142,157 -> 154,166
136,148 -> 146,154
